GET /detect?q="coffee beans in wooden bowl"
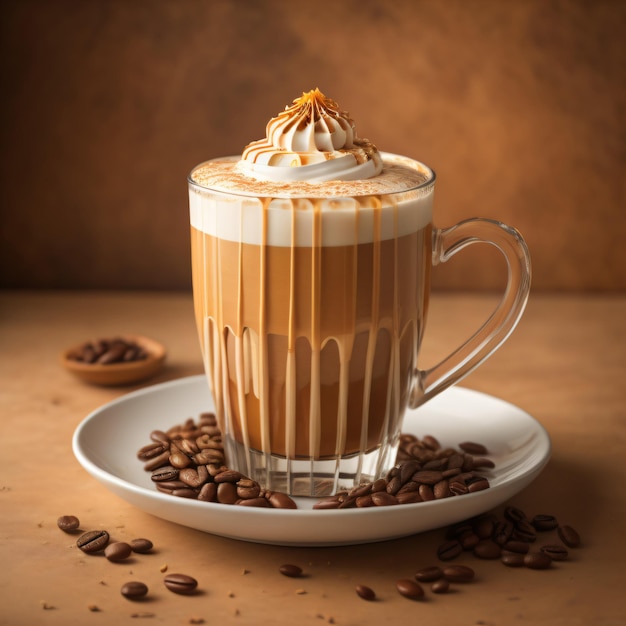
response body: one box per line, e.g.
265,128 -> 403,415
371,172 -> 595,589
61,335 -> 166,386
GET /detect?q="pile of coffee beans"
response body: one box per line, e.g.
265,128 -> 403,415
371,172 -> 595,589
313,433 -> 493,509
436,505 -> 581,570
137,412 -> 297,509
57,514 -> 198,602
68,337 -> 149,365
138,413 -> 494,511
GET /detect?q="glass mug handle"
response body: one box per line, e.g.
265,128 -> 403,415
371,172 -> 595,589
409,217 -> 532,408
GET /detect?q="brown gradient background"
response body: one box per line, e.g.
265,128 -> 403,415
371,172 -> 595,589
1,0 -> 624,291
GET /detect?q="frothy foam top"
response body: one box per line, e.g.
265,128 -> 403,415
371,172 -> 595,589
190,153 -> 432,199
189,154 -> 435,247
237,89 -> 383,183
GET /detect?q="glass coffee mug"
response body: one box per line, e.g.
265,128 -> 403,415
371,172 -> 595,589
188,153 -> 531,497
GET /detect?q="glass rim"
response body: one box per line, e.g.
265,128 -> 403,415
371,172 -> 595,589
187,152 -> 436,200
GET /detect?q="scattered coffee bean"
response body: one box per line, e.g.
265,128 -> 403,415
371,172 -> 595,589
415,566 -> 443,582
501,552 -> 526,567
77,530 -> 110,554
531,514 -> 559,531
57,515 -> 80,532
130,538 -> 153,553
437,539 -> 463,561
121,581 -> 149,600
540,544 -> 569,561
104,542 -> 132,562
524,552 -> 552,570
443,565 -> 475,582
431,579 -> 450,593
396,579 -> 424,600
163,573 -> 198,595
279,564 -> 303,578
504,506 -> 527,524
557,525 -> 581,548
474,539 -> 502,560
355,584 -> 376,601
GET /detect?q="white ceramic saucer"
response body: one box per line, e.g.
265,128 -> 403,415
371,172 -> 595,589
73,375 -> 550,546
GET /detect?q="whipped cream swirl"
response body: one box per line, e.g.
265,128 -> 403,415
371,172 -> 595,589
237,89 -> 383,183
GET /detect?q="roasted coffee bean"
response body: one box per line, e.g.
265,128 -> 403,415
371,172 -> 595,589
513,519 -> 537,542
418,484 -> 435,501
237,497 -> 270,507
57,515 -> 80,532
415,566 -> 443,582
143,450 -> 171,472
422,435 -> 440,450
396,491 -> 422,505
151,465 -> 179,482
459,531 -> 480,551
524,551 -> 552,569
355,584 -> 376,601
503,540 -> 530,554
558,525 -> 581,548
371,491 -> 398,506
198,482 -> 217,502
413,470 -> 444,485
372,478 -> 388,492
531,514 -> 559,531
155,479 -> 187,492
77,530 -> 110,554
236,479 -> 261,500
356,494 -> 375,507
130,538 -> 153,553
437,539 -> 462,561
338,495 -> 358,509
400,460 -> 421,484
473,539 -> 502,560
468,478 -> 490,492
493,520 -> 514,545
504,506 -> 527,524
434,479 -> 451,499
137,442 -> 169,461
458,441 -> 488,455
396,579 -> 424,600
443,565 -> 475,582
501,552 -> 526,567
121,581 -> 148,599
179,466 -> 209,488
163,573 -> 198,595
541,544 -> 569,561
169,451 -> 192,469
473,515 -> 495,539
431,579 -> 450,593
217,482 -> 239,504
105,542 -> 132,562
215,469 -> 245,483
266,491 -> 298,509
449,481 -> 469,496
279,564 -> 303,578
386,475 -> 402,495
471,457 -> 496,470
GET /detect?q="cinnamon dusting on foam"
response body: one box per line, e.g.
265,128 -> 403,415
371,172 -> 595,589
191,154 -> 431,198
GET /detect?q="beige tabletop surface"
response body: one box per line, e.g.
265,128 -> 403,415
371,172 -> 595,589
1,290 -> 625,626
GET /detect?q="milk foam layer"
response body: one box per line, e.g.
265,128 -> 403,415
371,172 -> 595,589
189,153 -> 435,246
238,89 -> 383,182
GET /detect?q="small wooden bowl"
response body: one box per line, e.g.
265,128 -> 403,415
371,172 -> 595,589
61,335 -> 166,386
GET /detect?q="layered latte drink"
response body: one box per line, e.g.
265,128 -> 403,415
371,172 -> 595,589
189,89 -> 530,496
